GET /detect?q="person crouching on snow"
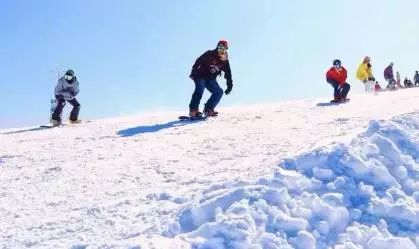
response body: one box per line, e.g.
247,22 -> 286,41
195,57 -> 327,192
51,69 -> 81,126
326,59 -> 350,103
356,56 -> 375,92
374,81 -> 383,92
404,77 -> 413,88
188,40 -> 233,117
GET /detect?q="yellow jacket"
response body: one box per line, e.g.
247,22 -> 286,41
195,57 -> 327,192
356,62 -> 372,81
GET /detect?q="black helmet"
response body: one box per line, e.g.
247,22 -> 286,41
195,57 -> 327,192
333,59 -> 341,67
64,69 -> 76,83
65,69 -> 75,76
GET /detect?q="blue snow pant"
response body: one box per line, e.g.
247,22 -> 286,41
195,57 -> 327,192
327,79 -> 350,99
189,79 -> 223,111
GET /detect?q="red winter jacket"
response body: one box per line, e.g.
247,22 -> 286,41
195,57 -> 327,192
326,66 -> 347,85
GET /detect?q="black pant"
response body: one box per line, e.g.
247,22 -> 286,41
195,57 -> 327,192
386,78 -> 396,88
52,97 -> 80,121
327,79 -> 350,99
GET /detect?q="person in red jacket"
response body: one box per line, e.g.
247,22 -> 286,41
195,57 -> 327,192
326,59 -> 351,103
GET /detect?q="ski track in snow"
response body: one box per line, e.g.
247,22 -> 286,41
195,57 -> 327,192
0,89 -> 418,248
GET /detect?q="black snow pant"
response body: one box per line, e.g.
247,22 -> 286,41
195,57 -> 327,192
327,79 -> 350,99
52,96 -> 80,122
385,78 -> 396,89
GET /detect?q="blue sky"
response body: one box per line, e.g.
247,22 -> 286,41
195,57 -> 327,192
1,1 -> 419,128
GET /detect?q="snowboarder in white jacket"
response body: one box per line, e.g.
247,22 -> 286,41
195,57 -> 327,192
51,69 -> 81,125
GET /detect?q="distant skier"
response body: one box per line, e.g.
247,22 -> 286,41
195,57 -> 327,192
51,69 -> 81,125
383,62 -> 396,89
326,59 -> 350,103
404,77 -> 413,88
414,71 -> 419,86
188,40 -> 233,117
356,56 -> 375,92
396,71 -> 402,88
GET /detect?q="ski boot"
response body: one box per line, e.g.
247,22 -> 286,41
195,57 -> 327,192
51,119 -> 62,127
330,96 -> 341,103
69,119 -> 82,124
204,108 -> 218,117
189,109 -> 203,118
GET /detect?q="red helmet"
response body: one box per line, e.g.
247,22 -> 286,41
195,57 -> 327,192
217,40 -> 228,49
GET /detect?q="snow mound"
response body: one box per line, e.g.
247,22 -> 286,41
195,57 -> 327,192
159,112 -> 419,249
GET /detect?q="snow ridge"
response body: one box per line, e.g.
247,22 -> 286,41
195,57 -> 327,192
162,112 -> 419,249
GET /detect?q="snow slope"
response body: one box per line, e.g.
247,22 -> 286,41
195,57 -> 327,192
1,88 -> 418,248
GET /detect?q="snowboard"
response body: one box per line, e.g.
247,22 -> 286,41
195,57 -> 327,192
316,98 -> 350,107
330,98 -> 350,104
39,124 -> 66,129
40,120 -> 90,129
178,115 -> 208,121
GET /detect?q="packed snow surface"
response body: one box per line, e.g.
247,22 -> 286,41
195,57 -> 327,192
1,88 -> 418,248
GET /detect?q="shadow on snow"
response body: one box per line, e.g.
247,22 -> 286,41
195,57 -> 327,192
117,119 -> 205,137
1,126 -> 54,135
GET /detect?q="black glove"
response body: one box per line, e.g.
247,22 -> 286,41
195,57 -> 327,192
189,74 -> 195,80
225,82 -> 233,95
55,94 -> 65,100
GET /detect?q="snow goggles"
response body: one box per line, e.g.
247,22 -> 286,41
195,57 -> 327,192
65,75 -> 74,81
217,45 -> 227,54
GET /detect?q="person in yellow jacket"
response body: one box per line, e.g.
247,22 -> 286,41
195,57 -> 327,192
356,56 -> 375,92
